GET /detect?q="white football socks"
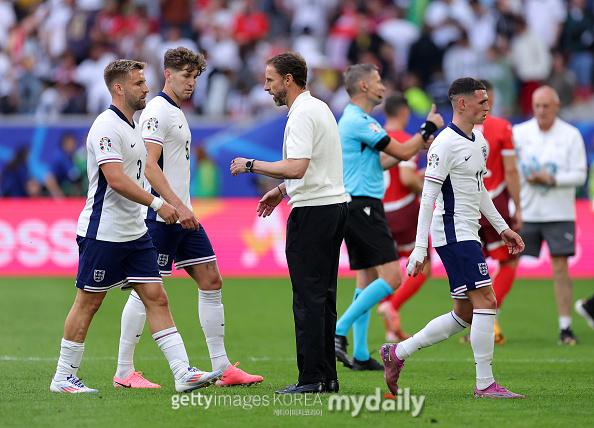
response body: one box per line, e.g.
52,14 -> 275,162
559,316 -> 572,331
199,289 -> 230,372
397,311 -> 469,360
153,327 -> 190,380
471,309 -> 496,390
54,338 -> 85,381
115,290 -> 146,379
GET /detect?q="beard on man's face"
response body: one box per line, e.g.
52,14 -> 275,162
273,88 -> 287,107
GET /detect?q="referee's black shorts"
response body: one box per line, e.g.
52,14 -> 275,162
344,196 -> 398,270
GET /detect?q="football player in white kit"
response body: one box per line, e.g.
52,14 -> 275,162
381,78 -> 526,399
50,59 -> 223,393
113,47 -> 262,388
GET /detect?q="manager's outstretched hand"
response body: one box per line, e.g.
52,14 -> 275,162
257,187 -> 284,218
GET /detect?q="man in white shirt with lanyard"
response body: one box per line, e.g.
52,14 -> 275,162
513,85 -> 587,345
50,59 -> 222,393
381,77 -> 525,399
231,52 -> 347,394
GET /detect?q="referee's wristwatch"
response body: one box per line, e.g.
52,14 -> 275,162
246,159 -> 255,173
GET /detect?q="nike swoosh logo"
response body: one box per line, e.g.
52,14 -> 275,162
464,155 -> 471,161
179,124 -> 183,129
114,381 -> 131,388
131,143 -> 136,148
136,334 -> 141,337
70,365 -> 79,369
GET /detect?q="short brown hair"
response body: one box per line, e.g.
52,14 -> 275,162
448,77 -> 486,103
265,52 -> 308,89
384,92 -> 409,117
164,47 -> 207,75
343,63 -> 379,97
104,59 -> 146,92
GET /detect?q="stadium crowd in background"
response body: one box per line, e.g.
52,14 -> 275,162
1,0 -> 594,120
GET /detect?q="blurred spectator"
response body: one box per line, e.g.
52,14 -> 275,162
0,47 -> 14,113
481,45 -> 517,117
75,0 -> 105,13
425,73 -> 451,113
90,0 -> 127,49
407,25 -> 443,88
325,0 -> 358,71
0,147 -> 41,197
442,30 -> 482,84
60,82 -> 87,114
261,0 -> 290,39
200,12 -> 241,73
286,0 -> 338,38
376,3 -> 420,75
199,10 -> 241,117
0,0 -> 17,50
160,0 -> 192,37
467,0 -> 497,54
35,79 -> 62,122
546,50 -> 577,107
54,51 -> 78,84
74,42 -> 116,114
65,2 -> 98,64
0,0 -> 592,126
233,0 -> 269,46
400,71 -> 434,115
293,27 -> 328,72
559,0 -> 594,99
523,0 -> 566,49
38,0 -> 74,62
226,80 -> 254,119
405,0 -> 430,28
158,26 -> 198,67
347,9 -> 394,80
510,16 -> 552,116
423,0 -> 473,50
17,55 -> 43,114
43,132 -> 83,197
191,146 -> 221,197
493,0 -> 519,51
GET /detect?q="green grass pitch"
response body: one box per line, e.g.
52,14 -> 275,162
1,276 -> 593,427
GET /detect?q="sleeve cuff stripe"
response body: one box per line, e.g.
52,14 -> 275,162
425,176 -> 443,183
97,158 -> 123,165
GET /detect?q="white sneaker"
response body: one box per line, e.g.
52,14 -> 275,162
575,299 -> 594,330
175,368 -> 223,393
50,375 -> 98,393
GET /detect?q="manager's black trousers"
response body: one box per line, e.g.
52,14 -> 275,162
285,202 -> 348,384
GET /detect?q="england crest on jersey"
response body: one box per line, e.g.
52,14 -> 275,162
478,263 -> 488,276
482,145 -> 488,164
94,270 -> 105,282
157,254 -> 169,266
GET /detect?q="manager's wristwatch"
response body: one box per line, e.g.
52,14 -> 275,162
246,159 -> 255,173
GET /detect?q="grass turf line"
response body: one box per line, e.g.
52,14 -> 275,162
0,277 -> 593,427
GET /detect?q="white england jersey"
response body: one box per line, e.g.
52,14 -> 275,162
424,124 -> 489,247
77,106 -> 148,242
139,92 -> 192,222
